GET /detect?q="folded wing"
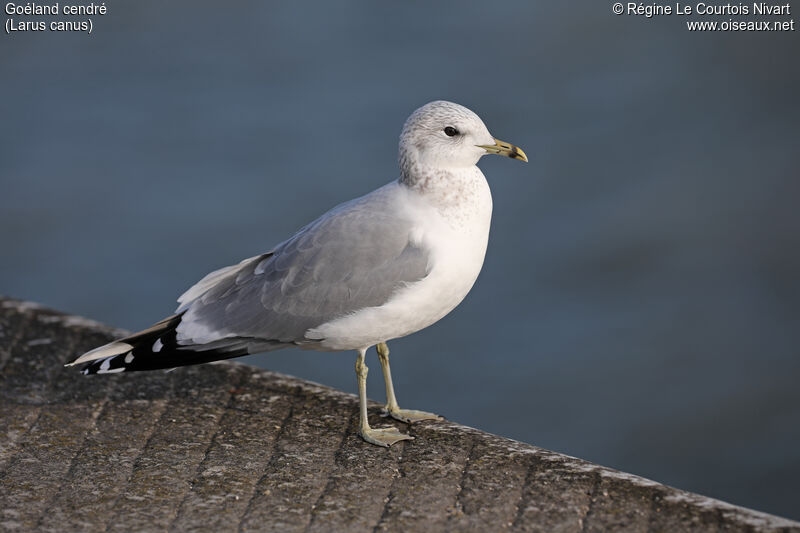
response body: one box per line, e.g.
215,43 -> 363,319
67,183 -> 432,373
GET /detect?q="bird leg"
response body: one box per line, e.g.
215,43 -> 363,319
356,347 -> 413,447
376,342 -> 442,424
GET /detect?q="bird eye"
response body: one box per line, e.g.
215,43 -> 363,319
444,126 -> 459,137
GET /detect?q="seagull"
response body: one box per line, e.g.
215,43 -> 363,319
66,100 -> 528,447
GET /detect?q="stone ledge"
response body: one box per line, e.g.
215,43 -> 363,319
0,296 -> 797,532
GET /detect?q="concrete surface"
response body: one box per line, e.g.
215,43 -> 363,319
0,296 -> 798,532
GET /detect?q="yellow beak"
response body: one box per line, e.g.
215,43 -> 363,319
477,138 -> 528,162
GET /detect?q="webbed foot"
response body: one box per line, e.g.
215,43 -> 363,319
359,425 -> 414,447
384,407 -> 442,424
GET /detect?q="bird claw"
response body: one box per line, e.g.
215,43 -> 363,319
359,426 -> 414,447
383,407 -> 442,424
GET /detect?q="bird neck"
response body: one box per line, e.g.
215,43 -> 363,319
398,162 -> 492,227
399,151 -> 469,191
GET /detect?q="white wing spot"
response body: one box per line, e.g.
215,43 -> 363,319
153,339 -> 163,352
124,352 -> 134,364
69,341 -> 133,366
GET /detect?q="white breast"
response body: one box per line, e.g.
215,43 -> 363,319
308,170 -> 493,351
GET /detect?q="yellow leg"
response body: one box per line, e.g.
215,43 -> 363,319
376,342 -> 442,424
356,347 -> 413,447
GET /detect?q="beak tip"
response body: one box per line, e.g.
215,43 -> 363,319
512,147 -> 529,163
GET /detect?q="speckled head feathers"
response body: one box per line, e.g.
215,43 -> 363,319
398,101 -> 495,181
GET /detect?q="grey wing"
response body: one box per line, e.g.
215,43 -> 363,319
174,187 -> 430,349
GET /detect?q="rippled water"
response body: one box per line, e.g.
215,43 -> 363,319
2,0 -> 798,520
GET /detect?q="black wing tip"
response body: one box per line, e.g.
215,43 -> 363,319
72,313 -> 259,375
69,314 -> 185,375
